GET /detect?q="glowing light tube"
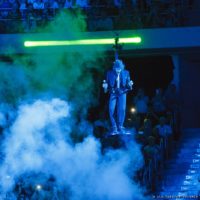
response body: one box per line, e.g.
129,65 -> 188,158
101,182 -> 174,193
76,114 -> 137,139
24,37 -> 142,47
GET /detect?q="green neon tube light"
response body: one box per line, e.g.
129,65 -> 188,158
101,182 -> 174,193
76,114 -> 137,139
24,37 -> 142,47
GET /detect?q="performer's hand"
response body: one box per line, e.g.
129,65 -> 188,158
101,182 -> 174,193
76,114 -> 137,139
102,80 -> 108,92
128,80 -> 134,87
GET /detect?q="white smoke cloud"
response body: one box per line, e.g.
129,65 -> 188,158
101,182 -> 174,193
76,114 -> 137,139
0,98 -> 147,200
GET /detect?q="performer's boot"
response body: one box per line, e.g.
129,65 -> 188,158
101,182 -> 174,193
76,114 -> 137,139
110,126 -> 118,135
118,126 -> 125,134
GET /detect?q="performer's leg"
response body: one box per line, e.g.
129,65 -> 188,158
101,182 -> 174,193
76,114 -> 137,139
109,94 -> 117,131
117,93 -> 127,129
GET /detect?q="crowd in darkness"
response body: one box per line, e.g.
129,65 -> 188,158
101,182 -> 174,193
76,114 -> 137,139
0,0 -> 192,33
94,83 -> 180,192
132,84 -> 180,191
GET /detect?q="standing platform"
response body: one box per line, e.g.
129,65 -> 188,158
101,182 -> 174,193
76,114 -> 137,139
101,129 -> 135,150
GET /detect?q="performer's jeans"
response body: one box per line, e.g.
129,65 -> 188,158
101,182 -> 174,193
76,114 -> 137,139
109,92 -> 126,129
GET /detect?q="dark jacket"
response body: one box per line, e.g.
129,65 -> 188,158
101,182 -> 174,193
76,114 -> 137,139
106,69 -> 131,93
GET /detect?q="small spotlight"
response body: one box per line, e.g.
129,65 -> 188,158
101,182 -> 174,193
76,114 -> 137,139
36,184 -> 42,191
130,107 -> 136,113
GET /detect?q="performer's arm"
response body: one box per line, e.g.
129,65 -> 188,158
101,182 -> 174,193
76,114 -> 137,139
102,80 -> 108,93
102,72 -> 109,93
127,71 -> 134,90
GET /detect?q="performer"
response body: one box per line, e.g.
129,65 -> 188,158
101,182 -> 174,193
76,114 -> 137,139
102,59 -> 133,134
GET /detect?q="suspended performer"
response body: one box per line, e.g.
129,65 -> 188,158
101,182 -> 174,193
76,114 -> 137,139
102,59 -> 133,134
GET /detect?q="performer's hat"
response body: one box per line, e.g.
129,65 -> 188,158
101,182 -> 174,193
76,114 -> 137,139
113,59 -> 125,70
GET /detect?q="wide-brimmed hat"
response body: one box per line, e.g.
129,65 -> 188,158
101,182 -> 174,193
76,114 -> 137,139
113,59 -> 125,70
